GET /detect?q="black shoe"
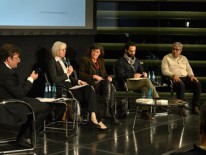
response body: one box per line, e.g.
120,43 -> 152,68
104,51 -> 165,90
104,113 -> 112,118
111,117 -> 122,125
192,106 -> 200,115
17,138 -> 32,148
90,121 -> 109,131
180,107 -> 187,116
90,121 -> 101,129
141,111 -> 154,120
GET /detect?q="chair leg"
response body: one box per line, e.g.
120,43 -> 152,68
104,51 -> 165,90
133,106 -> 139,129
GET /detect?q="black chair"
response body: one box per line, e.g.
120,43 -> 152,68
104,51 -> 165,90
0,99 -> 36,154
112,65 -> 140,114
161,75 -> 174,98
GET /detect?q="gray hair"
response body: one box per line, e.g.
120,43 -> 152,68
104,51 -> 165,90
51,41 -> 67,58
172,42 -> 183,51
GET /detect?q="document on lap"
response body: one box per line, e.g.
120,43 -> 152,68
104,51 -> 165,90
69,84 -> 87,90
127,77 -> 148,80
36,97 -> 61,102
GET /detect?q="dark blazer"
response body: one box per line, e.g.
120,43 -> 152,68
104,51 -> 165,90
115,56 -> 144,89
0,62 -> 37,126
78,56 -> 108,86
47,57 -> 78,89
0,62 -> 33,99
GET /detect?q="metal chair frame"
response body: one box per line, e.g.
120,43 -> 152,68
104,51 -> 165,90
43,91 -> 78,139
0,99 -> 36,154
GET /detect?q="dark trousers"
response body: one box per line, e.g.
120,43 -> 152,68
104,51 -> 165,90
19,97 -> 50,139
70,85 -> 101,122
173,77 -> 201,107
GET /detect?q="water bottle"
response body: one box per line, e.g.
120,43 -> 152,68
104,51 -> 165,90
48,83 -> 51,98
148,71 -> 151,80
44,83 -> 49,98
151,71 -> 156,83
147,88 -> 152,99
51,83 -> 57,98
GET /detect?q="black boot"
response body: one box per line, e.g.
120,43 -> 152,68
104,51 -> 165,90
102,80 -> 112,118
104,102 -> 112,118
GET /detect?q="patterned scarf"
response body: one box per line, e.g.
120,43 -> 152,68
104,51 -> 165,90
124,53 -> 136,65
124,53 -> 136,72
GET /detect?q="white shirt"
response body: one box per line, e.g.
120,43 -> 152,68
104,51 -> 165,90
161,53 -> 194,78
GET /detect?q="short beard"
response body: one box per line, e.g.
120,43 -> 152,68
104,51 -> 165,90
126,53 -> 135,58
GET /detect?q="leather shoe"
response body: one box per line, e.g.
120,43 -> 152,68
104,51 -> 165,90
104,113 -> 112,118
111,117 -> 122,125
141,110 -> 154,120
17,138 -> 32,148
192,106 -> 200,115
179,107 -> 187,116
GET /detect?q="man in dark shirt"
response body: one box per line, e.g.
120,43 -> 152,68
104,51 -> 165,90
115,42 -> 159,119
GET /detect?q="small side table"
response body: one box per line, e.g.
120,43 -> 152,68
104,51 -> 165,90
133,98 -> 187,131
36,97 -> 78,138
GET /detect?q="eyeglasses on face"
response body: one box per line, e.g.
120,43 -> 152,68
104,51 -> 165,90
172,48 -> 181,51
12,56 -> 21,61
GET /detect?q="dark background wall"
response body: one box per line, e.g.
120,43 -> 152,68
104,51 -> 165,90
0,35 -> 94,82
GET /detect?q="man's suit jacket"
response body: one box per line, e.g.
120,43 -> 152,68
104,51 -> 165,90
78,56 -> 108,86
0,62 -> 33,125
0,62 -> 33,99
47,57 -> 78,89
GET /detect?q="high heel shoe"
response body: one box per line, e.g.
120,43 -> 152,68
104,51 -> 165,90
90,120 -> 101,129
90,121 -> 109,131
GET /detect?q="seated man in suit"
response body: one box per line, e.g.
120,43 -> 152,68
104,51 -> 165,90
0,44 -> 50,147
161,42 -> 201,115
115,42 -> 159,119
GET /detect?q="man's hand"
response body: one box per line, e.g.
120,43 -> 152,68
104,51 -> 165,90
190,75 -> 199,82
142,72 -> 147,77
30,71 -> 38,80
134,73 -> 142,78
172,74 -> 180,83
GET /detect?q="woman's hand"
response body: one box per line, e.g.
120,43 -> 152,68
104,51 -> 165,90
67,66 -> 73,76
80,80 -> 87,85
93,75 -> 103,81
107,76 -> 112,82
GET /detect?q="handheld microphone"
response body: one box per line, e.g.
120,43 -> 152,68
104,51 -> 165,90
63,57 -> 70,67
34,68 -> 42,74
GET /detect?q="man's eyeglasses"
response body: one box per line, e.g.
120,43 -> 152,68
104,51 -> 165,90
172,48 -> 180,51
12,56 -> 21,61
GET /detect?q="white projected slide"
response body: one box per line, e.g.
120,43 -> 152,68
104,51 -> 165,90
0,0 -> 85,27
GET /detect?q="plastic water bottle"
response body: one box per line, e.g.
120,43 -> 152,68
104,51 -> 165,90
51,83 -> 57,98
151,71 -> 156,83
148,71 -> 151,80
147,88 -> 152,99
48,83 -> 51,98
44,83 -> 49,98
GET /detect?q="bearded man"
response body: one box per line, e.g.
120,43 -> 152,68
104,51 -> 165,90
115,42 -> 159,119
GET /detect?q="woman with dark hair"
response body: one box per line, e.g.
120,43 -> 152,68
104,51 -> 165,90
47,41 -> 108,130
78,43 -> 121,125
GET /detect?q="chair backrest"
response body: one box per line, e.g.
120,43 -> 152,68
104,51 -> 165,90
161,75 -> 174,98
112,65 -> 128,91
